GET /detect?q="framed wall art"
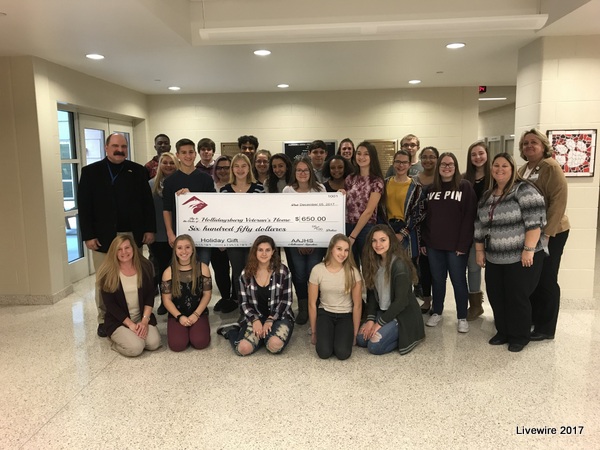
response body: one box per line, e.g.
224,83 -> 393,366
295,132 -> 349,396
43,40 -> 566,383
547,129 -> 597,177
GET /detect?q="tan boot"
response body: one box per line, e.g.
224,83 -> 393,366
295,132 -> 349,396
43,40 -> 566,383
466,291 -> 484,321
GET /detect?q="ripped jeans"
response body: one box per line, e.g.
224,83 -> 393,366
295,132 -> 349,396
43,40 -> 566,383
356,312 -> 398,355
230,318 -> 294,356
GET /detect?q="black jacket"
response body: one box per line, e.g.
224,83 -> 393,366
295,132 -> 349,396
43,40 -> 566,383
78,158 -> 155,252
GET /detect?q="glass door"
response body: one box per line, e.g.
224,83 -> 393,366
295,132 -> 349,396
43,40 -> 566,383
60,112 -> 134,283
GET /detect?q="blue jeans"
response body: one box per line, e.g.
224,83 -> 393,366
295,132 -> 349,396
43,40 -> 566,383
356,313 -> 398,355
427,247 -> 468,319
288,247 -> 325,300
466,244 -> 481,293
346,222 -> 374,269
196,247 -> 211,265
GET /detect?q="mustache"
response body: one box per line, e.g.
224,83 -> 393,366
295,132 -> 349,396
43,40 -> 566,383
113,151 -> 126,156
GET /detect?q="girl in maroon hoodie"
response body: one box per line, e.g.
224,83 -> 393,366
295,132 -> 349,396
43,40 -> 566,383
422,152 -> 476,333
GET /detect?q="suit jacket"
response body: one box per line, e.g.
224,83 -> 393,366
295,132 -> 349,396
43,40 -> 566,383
78,158 -> 155,251
102,261 -> 157,337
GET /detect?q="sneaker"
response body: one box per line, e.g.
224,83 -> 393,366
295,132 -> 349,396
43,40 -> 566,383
219,298 -> 239,314
157,303 -> 167,315
216,323 -> 240,339
97,323 -> 107,338
426,313 -> 442,327
457,319 -> 469,333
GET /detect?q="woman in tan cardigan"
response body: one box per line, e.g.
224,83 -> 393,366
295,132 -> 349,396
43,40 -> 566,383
517,129 -> 570,341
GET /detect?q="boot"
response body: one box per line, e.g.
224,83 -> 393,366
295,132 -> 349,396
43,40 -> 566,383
296,298 -> 308,325
420,296 -> 432,314
466,291 -> 484,321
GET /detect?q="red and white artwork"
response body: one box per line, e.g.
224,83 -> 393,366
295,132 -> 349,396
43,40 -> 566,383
547,129 -> 597,177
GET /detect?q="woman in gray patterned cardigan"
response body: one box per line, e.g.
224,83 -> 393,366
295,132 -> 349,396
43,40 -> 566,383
474,153 -> 547,353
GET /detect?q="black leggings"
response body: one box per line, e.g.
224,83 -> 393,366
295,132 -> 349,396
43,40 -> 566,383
316,309 -> 354,360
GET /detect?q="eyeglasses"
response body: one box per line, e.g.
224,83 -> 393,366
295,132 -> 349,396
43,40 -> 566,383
440,163 -> 455,168
394,160 -> 410,165
216,166 -> 230,171
296,169 -> 311,174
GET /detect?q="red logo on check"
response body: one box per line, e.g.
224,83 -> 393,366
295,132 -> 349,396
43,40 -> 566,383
182,196 -> 208,214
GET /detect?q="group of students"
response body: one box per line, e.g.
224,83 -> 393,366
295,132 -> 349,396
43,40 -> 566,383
97,128 -> 569,357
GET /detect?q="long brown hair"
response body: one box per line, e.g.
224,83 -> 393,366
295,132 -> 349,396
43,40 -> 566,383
243,235 -> 281,280
323,234 -> 357,294
96,235 -> 149,292
361,224 -> 417,289
463,141 -> 491,190
432,152 -> 462,191
170,234 -> 203,298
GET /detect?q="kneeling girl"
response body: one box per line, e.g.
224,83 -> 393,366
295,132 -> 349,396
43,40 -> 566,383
358,224 -> 425,355
219,235 -> 295,356
308,234 -> 362,360
161,234 -> 212,351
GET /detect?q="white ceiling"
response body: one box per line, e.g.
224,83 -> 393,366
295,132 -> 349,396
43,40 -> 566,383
0,0 -> 599,113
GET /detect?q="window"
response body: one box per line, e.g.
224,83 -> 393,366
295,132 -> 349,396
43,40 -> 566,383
58,110 -> 84,263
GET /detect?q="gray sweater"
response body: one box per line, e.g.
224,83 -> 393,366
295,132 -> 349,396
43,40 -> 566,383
474,181 -> 546,264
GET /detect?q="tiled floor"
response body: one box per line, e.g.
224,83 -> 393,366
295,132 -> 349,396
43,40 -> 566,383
1,271 -> 599,449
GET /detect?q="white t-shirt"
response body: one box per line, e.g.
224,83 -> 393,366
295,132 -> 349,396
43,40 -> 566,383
119,272 -> 140,322
309,263 -> 361,314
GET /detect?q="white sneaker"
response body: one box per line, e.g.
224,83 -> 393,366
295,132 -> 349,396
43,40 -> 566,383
426,313 -> 442,327
457,319 -> 469,333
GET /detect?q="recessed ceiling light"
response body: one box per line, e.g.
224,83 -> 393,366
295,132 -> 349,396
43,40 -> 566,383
408,80 -> 421,85
478,97 -> 507,101
277,84 -> 289,89
168,86 -> 181,91
446,42 -> 465,49
86,54 -> 104,60
254,49 -> 271,56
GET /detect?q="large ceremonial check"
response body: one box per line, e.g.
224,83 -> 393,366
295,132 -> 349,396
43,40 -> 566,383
176,192 -> 345,247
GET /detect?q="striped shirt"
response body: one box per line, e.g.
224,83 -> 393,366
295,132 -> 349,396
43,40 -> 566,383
474,181 -> 546,264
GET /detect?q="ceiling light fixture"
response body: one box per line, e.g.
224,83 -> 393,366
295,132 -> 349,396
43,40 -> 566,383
446,42 -> 465,49
277,84 -> 289,89
254,49 -> 271,56
408,80 -> 421,85
478,97 -> 507,101
168,86 -> 181,91
86,54 -> 104,60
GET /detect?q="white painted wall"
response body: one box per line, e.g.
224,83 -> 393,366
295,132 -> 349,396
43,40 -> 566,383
146,87 -> 479,169
0,56 -> 148,303
516,35 -> 600,299
479,103 -> 516,139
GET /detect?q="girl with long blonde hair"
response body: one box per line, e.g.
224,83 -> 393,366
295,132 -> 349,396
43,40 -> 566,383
308,234 -> 362,360
97,235 -> 161,357
161,234 -> 212,351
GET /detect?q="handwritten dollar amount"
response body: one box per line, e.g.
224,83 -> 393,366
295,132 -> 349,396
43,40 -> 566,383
295,216 -> 327,222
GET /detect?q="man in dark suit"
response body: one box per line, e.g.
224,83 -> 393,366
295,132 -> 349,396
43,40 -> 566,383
78,133 -> 156,337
